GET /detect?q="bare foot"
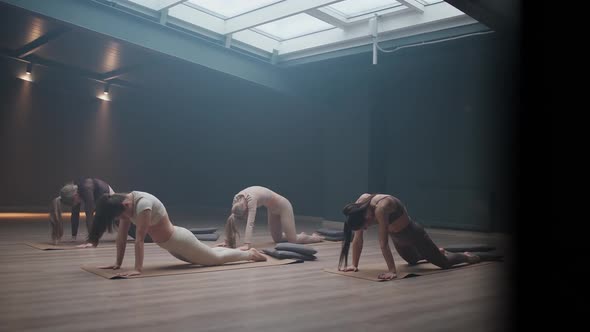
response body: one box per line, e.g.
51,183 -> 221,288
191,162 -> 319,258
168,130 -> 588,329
311,232 -> 324,242
248,248 -> 267,262
296,232 -> 323,243
464,252 -> 481,264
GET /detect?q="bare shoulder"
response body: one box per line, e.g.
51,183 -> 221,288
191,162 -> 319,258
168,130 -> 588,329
374,195 -> 399,213
356,193 -> 372,203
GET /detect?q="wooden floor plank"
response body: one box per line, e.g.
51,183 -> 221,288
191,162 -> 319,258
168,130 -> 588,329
0,216 -> 512,332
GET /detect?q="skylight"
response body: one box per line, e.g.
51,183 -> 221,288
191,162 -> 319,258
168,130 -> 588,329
111,0 -> 479,64
186,0 -> 283,19
327,0 -> 402,18
254,13 -> 336,41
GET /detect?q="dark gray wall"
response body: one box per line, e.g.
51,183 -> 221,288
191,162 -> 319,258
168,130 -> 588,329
290,32 -> 516,232
0,57 -> 324,216
375,34 -> 515,232
0,30 -> 517,233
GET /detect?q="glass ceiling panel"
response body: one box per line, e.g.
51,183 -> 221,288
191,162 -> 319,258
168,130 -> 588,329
186,0 -> 282,19
327,0 -> 402,18
254,13 -> 335,40
416,0 -> 445,5
126,0 -> 158,10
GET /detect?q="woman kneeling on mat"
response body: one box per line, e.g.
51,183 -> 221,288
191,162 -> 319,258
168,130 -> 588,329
221,186 -> 323,250
90,191 -> 267,277
339,193 -> 481,280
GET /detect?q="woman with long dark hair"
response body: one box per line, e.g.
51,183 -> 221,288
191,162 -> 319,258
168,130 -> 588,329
338,193 -> 480,280
221,186 -> 323,250
90,191 -> 267,277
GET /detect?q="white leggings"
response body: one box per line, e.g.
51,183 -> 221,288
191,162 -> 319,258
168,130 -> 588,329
158,226 -> 250,266
268,197 -> 297,243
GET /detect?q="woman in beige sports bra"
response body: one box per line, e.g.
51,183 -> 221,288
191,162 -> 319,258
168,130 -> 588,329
338,193 -> 481,280
88,191 -> 267,277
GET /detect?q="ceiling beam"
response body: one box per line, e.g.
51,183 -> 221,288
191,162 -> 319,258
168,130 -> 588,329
1,0 -> 291,93
13,27 -> 70,58
0,51 -> 139,89
100,63 -> 148,81
306,7 -> 349,29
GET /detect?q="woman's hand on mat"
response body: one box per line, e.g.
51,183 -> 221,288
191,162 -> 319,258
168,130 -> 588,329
75,243 -> 94,248
117,270 -> 141,277
377,271 -> 397,280
340,266 -> 359,272
98,264 -> 120,270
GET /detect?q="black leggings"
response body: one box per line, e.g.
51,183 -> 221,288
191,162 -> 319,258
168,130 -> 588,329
391,221 -> 472,269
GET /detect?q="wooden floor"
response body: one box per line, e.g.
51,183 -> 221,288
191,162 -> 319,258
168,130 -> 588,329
0,214 -> 513,332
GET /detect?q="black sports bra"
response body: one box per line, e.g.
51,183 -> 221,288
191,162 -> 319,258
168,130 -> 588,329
373,195 -> 406,224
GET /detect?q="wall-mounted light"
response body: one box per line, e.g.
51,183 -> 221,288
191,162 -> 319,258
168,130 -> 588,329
20,62 -> 34,81
98,82 -> 111,101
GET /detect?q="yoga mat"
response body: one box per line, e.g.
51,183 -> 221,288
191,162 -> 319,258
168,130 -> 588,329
81,255 -> 301,279
248,240 -> 338,249
24,239 -> 134,250
195,233 -> 219,241
321,236 -> 343,242
189,227 -> 218,234
316,228 -> 344,237
324,261 -> 495,282
443,244 -> 495,252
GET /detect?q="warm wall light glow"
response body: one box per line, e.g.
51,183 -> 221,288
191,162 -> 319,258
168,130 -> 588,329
26,62 -> 32,74
103,41 -> 121,72
19,74 -> 33,82
0,212 -> 86,221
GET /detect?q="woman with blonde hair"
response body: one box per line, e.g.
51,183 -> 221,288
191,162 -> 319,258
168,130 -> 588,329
49,178 -> 114,245
221,186 -> 323,250
91,191 -> 267,277
49,178 -> 148,246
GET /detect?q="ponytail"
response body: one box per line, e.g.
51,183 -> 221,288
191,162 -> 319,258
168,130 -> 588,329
49,197 -> 64,243
224,214 -> 240,248
338,194 -> 376,269
338,222 -> 354,270
88,193 -> 125,246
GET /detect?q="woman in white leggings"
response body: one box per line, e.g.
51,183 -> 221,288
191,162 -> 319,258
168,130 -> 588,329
89,191 -> 266,277
222,186 -> 322,250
